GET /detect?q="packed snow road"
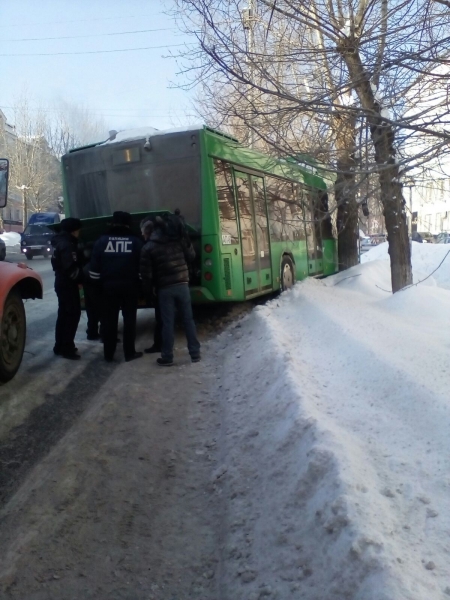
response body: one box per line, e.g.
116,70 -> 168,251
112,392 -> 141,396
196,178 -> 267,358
0,242 -> 449,599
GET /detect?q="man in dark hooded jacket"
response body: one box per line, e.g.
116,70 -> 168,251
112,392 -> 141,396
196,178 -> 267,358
51,217 -> 83,359
89,211 -> 143,362
140,216 -> 200,366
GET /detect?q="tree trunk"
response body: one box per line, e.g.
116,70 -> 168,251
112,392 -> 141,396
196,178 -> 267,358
371,123 -> 411,292
339,45 -> 412,292
333,113 -> 359,271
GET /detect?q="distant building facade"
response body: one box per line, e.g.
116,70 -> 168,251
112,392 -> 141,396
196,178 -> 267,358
0,109 -> 24,232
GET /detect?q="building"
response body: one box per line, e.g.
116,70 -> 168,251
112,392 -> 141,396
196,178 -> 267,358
409,177 -> 450,236
0,109 -> 24,232
404,67 -> 450,236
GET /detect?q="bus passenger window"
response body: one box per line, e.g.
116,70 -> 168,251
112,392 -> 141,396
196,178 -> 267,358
214,160 -> 239,244
266,177 -> 304,242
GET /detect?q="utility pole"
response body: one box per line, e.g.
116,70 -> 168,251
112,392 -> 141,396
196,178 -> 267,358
242,0 -> 256,148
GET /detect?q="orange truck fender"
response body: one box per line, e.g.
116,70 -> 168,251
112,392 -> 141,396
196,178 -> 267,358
0,262 -> 43,383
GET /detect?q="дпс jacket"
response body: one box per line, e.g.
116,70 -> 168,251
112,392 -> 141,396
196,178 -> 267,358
140,228 -> 195,290
51,231 -> 82,285
89,225 -> 143,292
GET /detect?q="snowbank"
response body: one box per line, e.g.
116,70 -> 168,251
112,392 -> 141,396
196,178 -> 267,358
361,241 -> 450,289
0,231 -> 21,248
216,254 -> 450,599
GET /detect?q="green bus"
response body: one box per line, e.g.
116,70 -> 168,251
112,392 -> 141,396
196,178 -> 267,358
61,125 -> 337,303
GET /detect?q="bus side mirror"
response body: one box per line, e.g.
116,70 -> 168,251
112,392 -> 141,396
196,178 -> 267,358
0,158 -> 9,209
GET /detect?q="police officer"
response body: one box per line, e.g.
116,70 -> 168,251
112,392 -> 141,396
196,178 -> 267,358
51,217 -> 83,360
89,211 -> 143,362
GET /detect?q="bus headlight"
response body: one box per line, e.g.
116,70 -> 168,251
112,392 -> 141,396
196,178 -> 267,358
204,259 -> 212,266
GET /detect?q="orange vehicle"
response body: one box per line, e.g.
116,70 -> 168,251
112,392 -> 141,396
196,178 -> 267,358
0,159 -> 43,383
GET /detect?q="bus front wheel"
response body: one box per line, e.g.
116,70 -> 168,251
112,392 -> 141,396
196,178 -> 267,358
281,256 -> 295,292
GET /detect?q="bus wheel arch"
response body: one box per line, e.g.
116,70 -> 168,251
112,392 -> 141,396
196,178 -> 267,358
280,253 -> 295,292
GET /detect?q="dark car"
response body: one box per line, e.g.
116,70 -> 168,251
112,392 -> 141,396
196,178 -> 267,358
417,231 -> 434,243
20,224 -> 56,259
0,237 -> 5,261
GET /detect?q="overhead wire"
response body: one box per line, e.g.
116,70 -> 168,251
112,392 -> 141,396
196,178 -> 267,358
0,44 -> 193,57
3,28 -> 177,43
0,13 -> 164,29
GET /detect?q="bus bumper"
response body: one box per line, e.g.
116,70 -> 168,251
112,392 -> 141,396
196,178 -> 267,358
190,286 -> 216,303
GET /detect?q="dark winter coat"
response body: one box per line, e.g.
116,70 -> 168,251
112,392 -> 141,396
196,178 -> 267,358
51,231 -> 83,286
140,228 -> 195,290
89,225 -> 143,293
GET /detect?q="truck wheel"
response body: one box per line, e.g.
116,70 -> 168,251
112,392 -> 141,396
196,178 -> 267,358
0,249 -> 5,261
0,291 -> 26,383
26,253 -> 34,260
281,256 -> 295,291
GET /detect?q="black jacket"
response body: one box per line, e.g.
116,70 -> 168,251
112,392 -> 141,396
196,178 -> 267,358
89,225 -> 143,292
140,228 -> 195,290
51,231 -> 82,285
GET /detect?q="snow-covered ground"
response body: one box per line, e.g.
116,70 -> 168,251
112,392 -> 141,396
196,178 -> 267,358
214,242 -> 450,599
0,231 -> 21,248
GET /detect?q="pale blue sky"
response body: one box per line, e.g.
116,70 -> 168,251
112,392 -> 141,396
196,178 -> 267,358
0,0 -> 198,133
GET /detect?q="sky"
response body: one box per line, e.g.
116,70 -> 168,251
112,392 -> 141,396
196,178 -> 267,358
0,0 -> 200,135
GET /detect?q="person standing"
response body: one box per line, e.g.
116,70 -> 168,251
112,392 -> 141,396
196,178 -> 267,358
51,217 -> 83,360
89,211 -> 143,362
140,218 -> 162,354
140,215 -> 200,366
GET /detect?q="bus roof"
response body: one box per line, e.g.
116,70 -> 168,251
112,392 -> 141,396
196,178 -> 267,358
68,125 -> 238,154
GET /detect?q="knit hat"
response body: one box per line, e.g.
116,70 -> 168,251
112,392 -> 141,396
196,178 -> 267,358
111,211 -> 132,227
60,217 -> 82,233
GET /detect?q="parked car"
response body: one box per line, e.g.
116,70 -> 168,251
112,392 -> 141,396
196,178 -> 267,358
435,232 -> 450,244
0,236 -> 5,260
360,237 -> 373,253
20,224 -> 56,259
418,231 -> 434,243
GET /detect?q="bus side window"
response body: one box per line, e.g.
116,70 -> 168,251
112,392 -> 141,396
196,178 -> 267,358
214,160 -> 239,245
266,177 -> 301,242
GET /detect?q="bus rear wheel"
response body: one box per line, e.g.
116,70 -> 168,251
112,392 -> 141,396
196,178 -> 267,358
281,256 -> 295,291
0,291 -> 26,383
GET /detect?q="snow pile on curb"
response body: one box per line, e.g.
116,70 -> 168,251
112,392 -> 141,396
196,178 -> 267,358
361,241 -> 450,289
0,232 -> 21,248
216,253 -> 450,599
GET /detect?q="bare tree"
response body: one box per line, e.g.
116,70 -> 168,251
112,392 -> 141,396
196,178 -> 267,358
7,96 -> 61,222
174,0 -> 450,291
45,98 -> 108,158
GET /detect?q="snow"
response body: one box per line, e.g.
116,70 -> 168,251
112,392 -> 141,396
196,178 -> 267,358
100,124 -> 203,145
215,242 -> 450,598
362,241 -> 450,289
0,231 -> 21,247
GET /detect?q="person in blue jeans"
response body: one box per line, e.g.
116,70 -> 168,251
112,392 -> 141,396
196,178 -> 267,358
140,215 -> 200,366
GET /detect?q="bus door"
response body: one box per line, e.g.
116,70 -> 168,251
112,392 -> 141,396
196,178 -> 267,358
234,171 -> 272,297
304,190 -> 320,275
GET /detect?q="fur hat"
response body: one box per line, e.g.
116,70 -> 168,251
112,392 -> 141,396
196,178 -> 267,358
60,217 -> 82,233
111,211 -> 132,227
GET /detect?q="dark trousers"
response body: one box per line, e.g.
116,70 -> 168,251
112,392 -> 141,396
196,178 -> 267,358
54,282 -> 81,354
84,282 -> 102,337
158,284 -> 200,361
154,296 -> 163,348
102,289 -> 138,360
